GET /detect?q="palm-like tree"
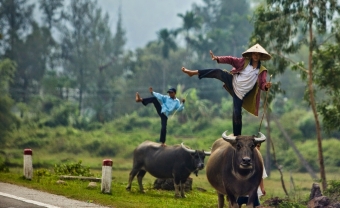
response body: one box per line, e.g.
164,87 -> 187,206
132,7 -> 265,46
157,28 -> 177,59
157,28 -> 177,92
177,11 -> 202,40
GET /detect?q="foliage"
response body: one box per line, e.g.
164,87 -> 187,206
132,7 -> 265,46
0,169 -> 330,208
38,0 -> 64,29
314,43 -> 340,133
279,109 -> 316,143
35,168 -> 51,182
278,201 -> 306,208
54,160 -> 93,177
157,28 -> 178,59
0,59 -> 20,140
0,156 -> 9,173
192,0 -> 253,57
252,0 -> 340,190
324,180 -> 340,203
280,139 -> 340,172
59,0 -> 127,120
10,22 -> 52,103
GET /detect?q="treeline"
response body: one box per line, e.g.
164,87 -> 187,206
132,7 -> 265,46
0,0 -> 257,126
1,0 -> 340,188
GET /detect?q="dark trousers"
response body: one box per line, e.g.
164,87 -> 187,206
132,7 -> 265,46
142,97 -> 168,143
198,68 -> 243,136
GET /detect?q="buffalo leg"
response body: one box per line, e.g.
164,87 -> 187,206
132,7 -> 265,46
173,178 -> 181,198
126,169 -> 139,191
180,178 -> 187,198
217,193 -> 225,208
246,191 -> 257,208
226,194 -> 239,208
137,170 -> 146,193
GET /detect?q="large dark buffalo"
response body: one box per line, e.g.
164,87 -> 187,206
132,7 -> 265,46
206,131 -> 266,208
126,141 -> 211,197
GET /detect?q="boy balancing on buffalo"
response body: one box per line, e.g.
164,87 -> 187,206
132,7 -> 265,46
181,43 -> 272,136
136,87 -> 185,146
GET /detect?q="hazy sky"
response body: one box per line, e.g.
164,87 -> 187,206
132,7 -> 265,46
96,0 -> 202,50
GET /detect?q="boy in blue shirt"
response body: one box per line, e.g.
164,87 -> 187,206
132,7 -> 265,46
136,87 -> 185,146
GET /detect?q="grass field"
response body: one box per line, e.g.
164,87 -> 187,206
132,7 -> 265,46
1,166 -> 337,208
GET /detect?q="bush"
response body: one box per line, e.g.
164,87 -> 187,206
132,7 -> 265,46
114,114 -> 152,131
54,160 -> 93,177
281,139 -> 340,172
0,156 -> 9,172
324,180 -> 340,202
44,103 -> 78,127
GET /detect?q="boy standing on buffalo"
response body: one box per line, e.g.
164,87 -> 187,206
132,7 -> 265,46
181,43 -> 272,136
136,87 -> 185,146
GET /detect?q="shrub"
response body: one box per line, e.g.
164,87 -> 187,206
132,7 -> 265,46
54,160 -> 93,177
324,180 -> 340,202
0,156 -> 9,172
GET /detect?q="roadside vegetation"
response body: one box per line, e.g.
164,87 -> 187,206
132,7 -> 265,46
2,166 -> 339,208
1,0 -> 340,207
0,115 -> 340,207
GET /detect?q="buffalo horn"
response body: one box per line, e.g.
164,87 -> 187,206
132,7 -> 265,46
254,132 -> 266,141
204,151 -> 211,156
181,142 -> 196,153
222,131 -> 236,142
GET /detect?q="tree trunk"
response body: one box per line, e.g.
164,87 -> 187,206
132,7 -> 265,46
308,0 -> 327,190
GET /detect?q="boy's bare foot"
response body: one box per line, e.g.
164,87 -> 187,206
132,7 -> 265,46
181,67 -> 197,77
161,143 -> 166,147
135,92 -> 142,102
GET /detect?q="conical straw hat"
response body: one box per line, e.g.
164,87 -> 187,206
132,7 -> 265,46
242,43 -> 271,61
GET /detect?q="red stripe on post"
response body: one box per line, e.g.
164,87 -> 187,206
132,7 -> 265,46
24,149 -> 33,155
102,159 -> 112,166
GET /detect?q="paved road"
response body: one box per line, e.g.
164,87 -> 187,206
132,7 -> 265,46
0,182 -> 111,208
0,194 -> 46,208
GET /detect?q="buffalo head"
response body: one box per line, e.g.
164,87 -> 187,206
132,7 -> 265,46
222,131 -> 266,170
181,143 -> 211,173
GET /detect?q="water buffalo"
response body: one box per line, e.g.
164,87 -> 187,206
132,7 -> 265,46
206,131 -> 266,208
126,141 -> 211,198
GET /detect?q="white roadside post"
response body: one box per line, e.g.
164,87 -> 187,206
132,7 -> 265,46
23,149 -> 33,180
101,159 -> 113,193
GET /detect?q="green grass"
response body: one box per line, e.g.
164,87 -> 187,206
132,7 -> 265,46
2,116 -> 340,207
2,168 -> 338,207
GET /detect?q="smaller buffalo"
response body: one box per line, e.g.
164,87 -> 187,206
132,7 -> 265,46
126,141 -> 211,198
206,131 -> 266,208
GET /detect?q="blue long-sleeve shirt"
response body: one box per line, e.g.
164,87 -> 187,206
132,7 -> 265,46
152,91 -> 184,117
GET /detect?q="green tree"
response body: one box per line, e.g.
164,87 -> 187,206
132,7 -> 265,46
112,6 -> 126,57
0,0 -> 34,52
0,59 -> 19,141
60,0 -> 125,121
174,0 -> 254,104
14,22 -> 52,103
193,0 -> 253,56
0,0 -> 38,104
177,11 -> 202,51
157,28 -> 177,59
38,0 -> 63,30
156,28 -> 177,92
38,0 -> 63,71
60,0 -> 101,115
251,0 -> 340,190
314,42 -> 340,133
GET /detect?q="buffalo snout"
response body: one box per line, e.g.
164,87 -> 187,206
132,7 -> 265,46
197,163 -> 205,170
242,157 -> 251,165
